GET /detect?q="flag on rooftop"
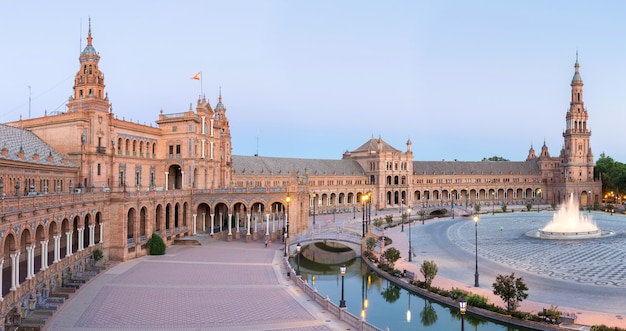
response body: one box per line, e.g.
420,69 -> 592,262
192,72 -> 201,80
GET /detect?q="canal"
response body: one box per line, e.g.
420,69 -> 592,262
291,257 -> 535,331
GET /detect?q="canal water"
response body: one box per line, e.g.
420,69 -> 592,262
291,257 -> 534,331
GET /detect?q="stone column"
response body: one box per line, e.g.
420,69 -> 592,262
99,223 -> 104,244
192,214 -> 197,235
66,231 -> 73,257
26,246 -> 34,280
10,253 -> 18,291
53,235 -> 61,263
164,172 -> 169,191
89,225 -> 95,247
227,213 -> 233,241
77,227 -> 84,251
0,258 -> 4,301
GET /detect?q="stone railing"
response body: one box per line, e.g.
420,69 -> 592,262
284,259 -> 380,331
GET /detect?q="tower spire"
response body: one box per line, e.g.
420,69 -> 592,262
87,17 -> 93,47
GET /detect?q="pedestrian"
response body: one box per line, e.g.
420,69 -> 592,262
264,239 -> 268,247
268,239 -> 272,247
500,225 -> 503,232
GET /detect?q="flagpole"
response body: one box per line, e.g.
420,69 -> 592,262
200,71 -> 203,97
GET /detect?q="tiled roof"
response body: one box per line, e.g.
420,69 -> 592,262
0,124 -> 74,167
232,155 -> 365,176
352,137 -> 399,153
413,160 -> 540,176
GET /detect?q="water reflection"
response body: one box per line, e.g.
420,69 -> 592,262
293,256 -> 534,331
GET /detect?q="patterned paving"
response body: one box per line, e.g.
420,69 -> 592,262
45,239 -> 345,330
448,211 -> 626,287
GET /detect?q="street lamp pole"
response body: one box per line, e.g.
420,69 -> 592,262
285,196 -> 291,257
408,208 -> 412,262
312,193 -> 316,226
401,198 -> 404,232
339,264 -> 346,308
459,297 -> 467,331
473,215 -> 479,287
283,232 -> 288,257
451,189 -> 455,219
492,192 -> 495,215
296,243 -> 302,276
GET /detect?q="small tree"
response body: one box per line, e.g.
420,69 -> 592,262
365,237 -> 377,252
417,209 -> 427,224
501,205 -> 507,213
146,233 -> 166,255
93,248 -> 103,262
420,260 -> 438,288
526,203 -> 532,211
373,217 -> 384,228
381,247 -> 401,268
474,204 -> 481,213
385,215 -> 393,228
492,272 -> 528,313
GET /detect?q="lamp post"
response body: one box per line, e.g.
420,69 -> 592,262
473,215 -> 479,287
283,232 -> 288,257
296,243 -> 302,276
459,297 -> 467,331
362,194 -> 369,237
407,207 -> 412,262
451,189 -> 455,219
284,196 -> 291,257
492,192 -> 495,215
312,193 -> 317,226
339,264 -> 346,308
401,198 -> 404,232
406,292 -> 411,324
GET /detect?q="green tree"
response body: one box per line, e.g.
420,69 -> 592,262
474,204 -> 481,213
526,203 -> 532,211
595,153 -> 626,197
146,233 -> 166,255
420,260 -> 438,288
92,248 -> 103,262
372,217 -> 384,228
417,209 -> 427,224
501,205 -> 507,213
492,272 -> 528,313
381,247 -> 401,268
365,237 -> 377,252
385,214 -> 394,227
482,156 -> 510,161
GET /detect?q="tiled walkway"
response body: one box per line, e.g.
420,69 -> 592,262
45,236 -> 352,331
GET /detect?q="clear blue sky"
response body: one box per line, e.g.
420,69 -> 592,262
2,1 -> 625,162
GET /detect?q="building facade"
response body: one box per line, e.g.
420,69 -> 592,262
0,24 -> 601,326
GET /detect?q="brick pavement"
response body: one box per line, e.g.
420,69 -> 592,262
45,236 -> 353,331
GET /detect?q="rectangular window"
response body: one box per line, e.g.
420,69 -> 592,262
176,145 -> 181,154
169,145 -> 174,155
97,163 -> 101,176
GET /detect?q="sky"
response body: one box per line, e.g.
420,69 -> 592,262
1,1 -> 625,162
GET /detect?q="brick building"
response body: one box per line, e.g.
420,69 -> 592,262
0,24 -> 601,326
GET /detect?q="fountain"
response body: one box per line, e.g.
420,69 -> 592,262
527,193 -> 614,239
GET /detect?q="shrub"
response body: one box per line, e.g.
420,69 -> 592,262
449,287 -> 467,300
467,294 -> 488,308
146,233 -> 166,255
93,248 -> 103,262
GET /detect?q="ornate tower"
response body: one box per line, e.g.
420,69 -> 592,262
66,18 -> 110,113
557,55 -> 601,206
561,56 -> 594,182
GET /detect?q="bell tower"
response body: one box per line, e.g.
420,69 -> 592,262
66,18 -> 110,113
561,54 -> 594,182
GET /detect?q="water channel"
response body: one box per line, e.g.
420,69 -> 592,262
291,257 -> 534,330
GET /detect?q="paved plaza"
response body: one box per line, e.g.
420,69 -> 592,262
45,208 -> 626,330
389,209 -> 626,328
45,236 -> 353,331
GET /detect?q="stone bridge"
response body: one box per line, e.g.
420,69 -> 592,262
288,226 -> 364,256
